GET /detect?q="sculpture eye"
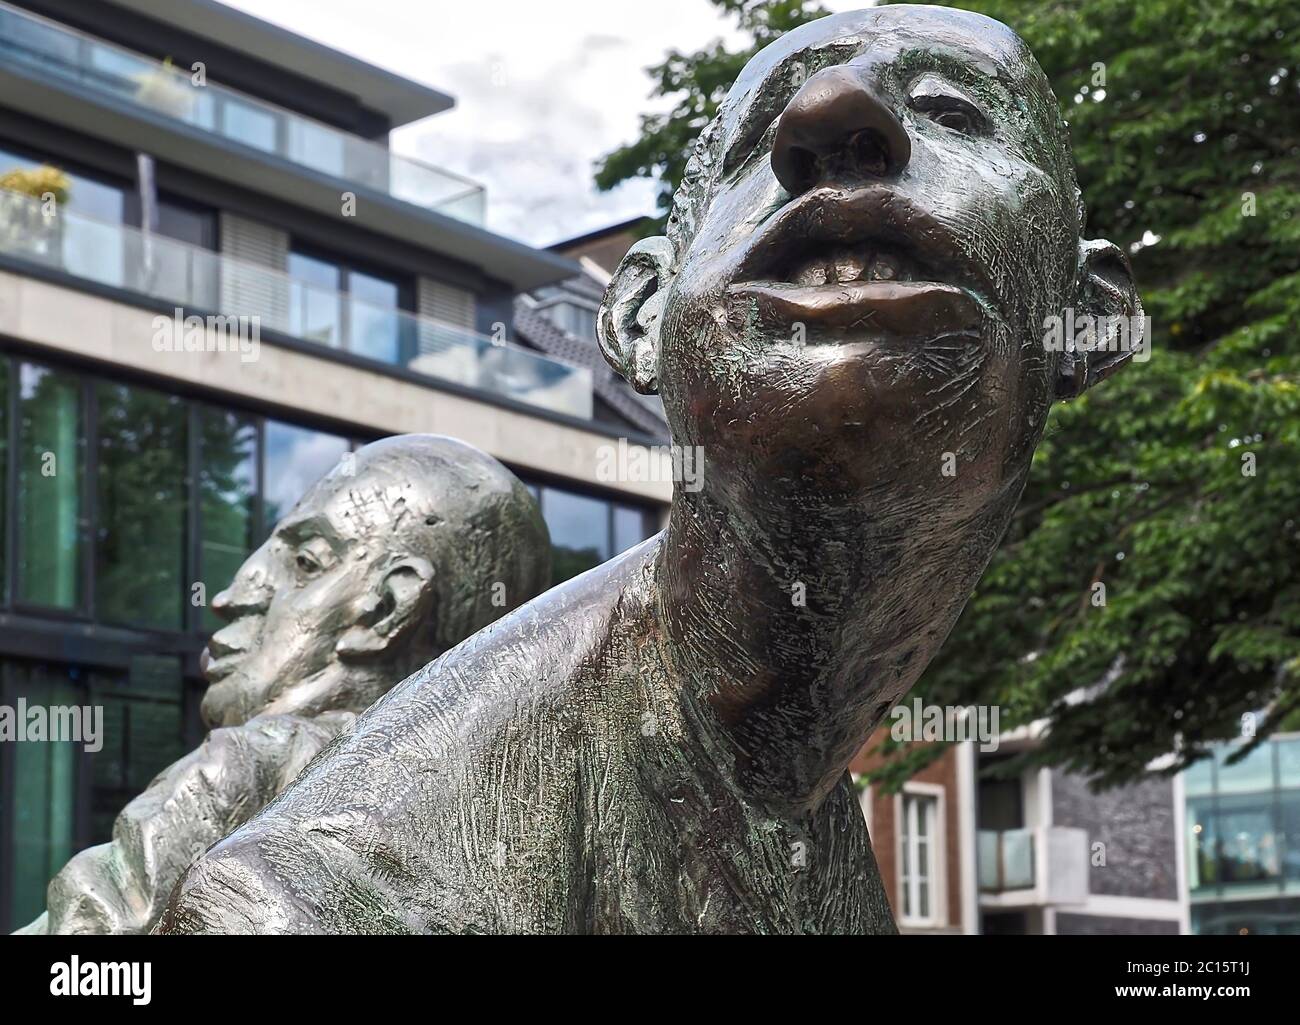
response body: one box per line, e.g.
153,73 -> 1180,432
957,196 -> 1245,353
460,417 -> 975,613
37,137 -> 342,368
296,551 -> 322,575
930,107 -> 975,133
908,75 -> 987,136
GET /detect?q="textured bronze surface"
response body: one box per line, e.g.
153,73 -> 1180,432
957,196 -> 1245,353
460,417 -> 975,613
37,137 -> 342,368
160,6 -> 1140,934
17,435 -> 549,934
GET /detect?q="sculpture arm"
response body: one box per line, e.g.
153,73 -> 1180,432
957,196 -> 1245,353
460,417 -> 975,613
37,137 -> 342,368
17,711 -> 353,935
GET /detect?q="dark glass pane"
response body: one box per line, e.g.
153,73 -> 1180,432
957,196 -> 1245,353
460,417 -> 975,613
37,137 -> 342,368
198,408 -> 257,631
17,364 -> 83,610
288,251 -> 342,348
542,487 -> 610,586
155,197 -> 215,249
87,657 -> 184,845
2,661 -> 83,932
612,505 -> 649,555
95,381 -> 187,629
348,270 -> 400,363
1281,790 -> 1300,886
262,421 -> 348,532
1217,791 -> 1281,887
1187,796 -> 1218,893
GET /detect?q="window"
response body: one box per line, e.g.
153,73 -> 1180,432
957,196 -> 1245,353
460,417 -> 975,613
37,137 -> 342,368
16,363 -> 84,611
0,656 -> 187,931
198,408 -> 258,631
87,656 -> 186,845
898,788 -> 943,926
534,485 -> 655,586
287,249 -> 406,361
95,381 -> 188,630
262,420 -> 350,531
0,660 -> 81,932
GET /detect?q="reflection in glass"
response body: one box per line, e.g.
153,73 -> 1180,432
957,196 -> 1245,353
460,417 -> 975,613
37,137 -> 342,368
262,420 -> 349,531
220,97 -> 278,152
1187,796 -> 1219,892
199,408 -> 258,631
349,271 -> 400,363
95,382 -> 187,629
3,661 -> 80,932
88,657 -> 185,844
613,505 -> 648,555
1216,741 -> 1276,794
288,251 -> 343,348
17,364 -> 82,610
1218,791 -> 1281,886
543,488 -> 610,586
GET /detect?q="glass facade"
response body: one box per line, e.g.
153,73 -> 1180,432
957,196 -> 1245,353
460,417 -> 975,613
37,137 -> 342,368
0,350 -> 659,930
287,249 -> 405,363
95,380 -> 188,629
1185,735 -> 1300,934
17,363 -> 84,610
537,486 -> 651,586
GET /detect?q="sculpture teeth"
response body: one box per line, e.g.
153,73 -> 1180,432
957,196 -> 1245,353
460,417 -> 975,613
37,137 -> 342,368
788,247 -> 915,285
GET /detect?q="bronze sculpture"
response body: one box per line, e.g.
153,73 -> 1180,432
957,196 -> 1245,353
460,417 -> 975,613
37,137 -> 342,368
16,435 -> 550,934
159,6 -> 1141,934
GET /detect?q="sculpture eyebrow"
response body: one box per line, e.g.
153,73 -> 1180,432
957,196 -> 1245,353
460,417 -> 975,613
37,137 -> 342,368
276,514 -> 336,545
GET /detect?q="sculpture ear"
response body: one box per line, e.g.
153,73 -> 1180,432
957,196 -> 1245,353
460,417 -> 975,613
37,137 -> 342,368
336,558 -> 435,660
1055,239 -> 1145,399
597,236 -> 675,394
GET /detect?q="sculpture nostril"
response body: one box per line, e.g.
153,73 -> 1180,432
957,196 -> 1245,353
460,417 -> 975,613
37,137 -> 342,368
847,129 -> 890,177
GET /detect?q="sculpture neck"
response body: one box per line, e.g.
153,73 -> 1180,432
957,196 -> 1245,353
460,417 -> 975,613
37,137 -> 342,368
656,482 -> 995,820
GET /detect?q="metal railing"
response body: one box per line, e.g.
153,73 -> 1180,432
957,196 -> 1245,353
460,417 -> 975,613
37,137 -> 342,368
0,1 -> 485,223
0,190 -> 591,418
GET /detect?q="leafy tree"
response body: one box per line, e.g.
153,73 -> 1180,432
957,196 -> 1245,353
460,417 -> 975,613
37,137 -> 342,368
597,0 -> 1300,787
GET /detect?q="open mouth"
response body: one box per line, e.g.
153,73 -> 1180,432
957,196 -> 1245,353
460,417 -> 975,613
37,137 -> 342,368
726,186 -> 997,340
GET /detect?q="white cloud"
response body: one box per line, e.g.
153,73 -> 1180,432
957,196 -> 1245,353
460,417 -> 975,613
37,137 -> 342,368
215,0 -> 759,245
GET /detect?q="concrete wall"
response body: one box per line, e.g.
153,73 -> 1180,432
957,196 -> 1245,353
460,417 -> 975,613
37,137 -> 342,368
0,270 -> 673,505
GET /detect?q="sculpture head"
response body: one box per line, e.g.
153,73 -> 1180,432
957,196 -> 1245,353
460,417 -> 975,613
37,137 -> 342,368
200,434 -> 551,728
600,4 -> 1141,528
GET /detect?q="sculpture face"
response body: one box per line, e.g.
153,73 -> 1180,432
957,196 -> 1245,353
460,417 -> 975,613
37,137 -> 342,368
201,435 -> 551,727
604,6 -> 1138,523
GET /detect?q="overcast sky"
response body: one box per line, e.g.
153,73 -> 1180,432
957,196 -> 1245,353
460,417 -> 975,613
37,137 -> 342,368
216,0 -> 854,247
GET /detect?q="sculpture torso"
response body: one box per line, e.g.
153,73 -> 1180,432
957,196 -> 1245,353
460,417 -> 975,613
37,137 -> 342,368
160,538 -> 894,934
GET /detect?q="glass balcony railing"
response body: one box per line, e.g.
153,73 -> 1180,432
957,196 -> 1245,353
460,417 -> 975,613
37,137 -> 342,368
0,1 -> 485,224
0,189 -> 591,418
978,828 -> 1036,892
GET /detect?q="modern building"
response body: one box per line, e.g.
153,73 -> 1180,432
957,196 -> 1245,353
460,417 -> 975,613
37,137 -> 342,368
853,719 -> 1185,934
0,0 -> 670,930
1181,732 -> 1300,934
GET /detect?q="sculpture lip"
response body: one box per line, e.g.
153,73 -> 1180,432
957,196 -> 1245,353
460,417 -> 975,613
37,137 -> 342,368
726,278 -> 982,337
731,183 -> 999,323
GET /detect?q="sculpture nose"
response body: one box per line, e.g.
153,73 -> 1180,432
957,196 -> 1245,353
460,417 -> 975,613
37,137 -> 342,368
212,551 -> 273,621
771,64 -> 911,195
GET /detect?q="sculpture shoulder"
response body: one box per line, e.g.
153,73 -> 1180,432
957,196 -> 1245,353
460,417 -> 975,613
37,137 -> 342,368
160,537 -> 666,934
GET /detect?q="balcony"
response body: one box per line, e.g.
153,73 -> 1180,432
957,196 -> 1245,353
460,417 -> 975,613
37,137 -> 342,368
0,189 -> 592,419
978,826 -> 1088,907
0,1 -> 484,224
